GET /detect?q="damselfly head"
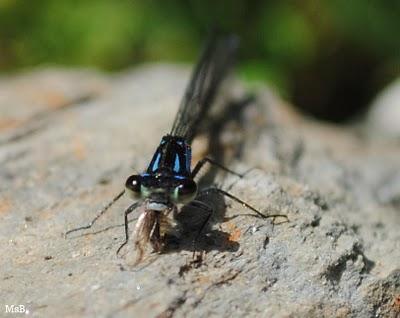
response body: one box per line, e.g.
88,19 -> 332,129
125,174 -> 197,204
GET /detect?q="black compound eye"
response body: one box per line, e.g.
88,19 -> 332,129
125,175 -> 141,198
172,179 -> 197,204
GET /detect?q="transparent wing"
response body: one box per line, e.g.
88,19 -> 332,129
170,34 -> 239,142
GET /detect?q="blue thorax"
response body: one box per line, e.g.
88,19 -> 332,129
145,135 -> 192,178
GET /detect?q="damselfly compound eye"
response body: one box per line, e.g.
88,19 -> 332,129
172,179 -> 197,204
125,175 -> 142,198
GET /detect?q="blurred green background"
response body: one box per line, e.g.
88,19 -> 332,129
1,0 -> 399,122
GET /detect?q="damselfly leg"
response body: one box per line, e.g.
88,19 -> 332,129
65,189 -> 126,237
191,157 -> 243,179
188,185 -> 288,259
188,199 -> 214,258
200,187 -> 289,222
116,201 -> 141,255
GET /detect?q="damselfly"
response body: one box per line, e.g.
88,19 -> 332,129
66,34 -> 287,262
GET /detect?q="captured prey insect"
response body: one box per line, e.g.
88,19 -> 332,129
65,34 -> 288,262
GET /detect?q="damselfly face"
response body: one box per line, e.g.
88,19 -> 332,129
125,173 -> 197,205
125,134 -> 198,205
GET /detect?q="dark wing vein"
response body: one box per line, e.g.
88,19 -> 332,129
170,34 -> 239,142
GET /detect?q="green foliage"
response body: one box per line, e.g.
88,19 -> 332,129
259,3 -> 316,67
327,0 -> 400,56
0,0 -> 146,69
0,0 -> 399,96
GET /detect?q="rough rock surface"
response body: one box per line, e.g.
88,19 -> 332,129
0,66 -> 399,318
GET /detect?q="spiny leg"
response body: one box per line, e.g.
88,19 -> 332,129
78,217 -> 139,237
65,189 -> 125,237
116,202 -> 141,256
199,187 -> 289,223
191,157 -> 243,179
189,200 -> 214,259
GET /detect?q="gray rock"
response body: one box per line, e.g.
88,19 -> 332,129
0,66 -> 399,318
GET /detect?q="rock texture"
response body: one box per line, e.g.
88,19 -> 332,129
0,66 -> 399,318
